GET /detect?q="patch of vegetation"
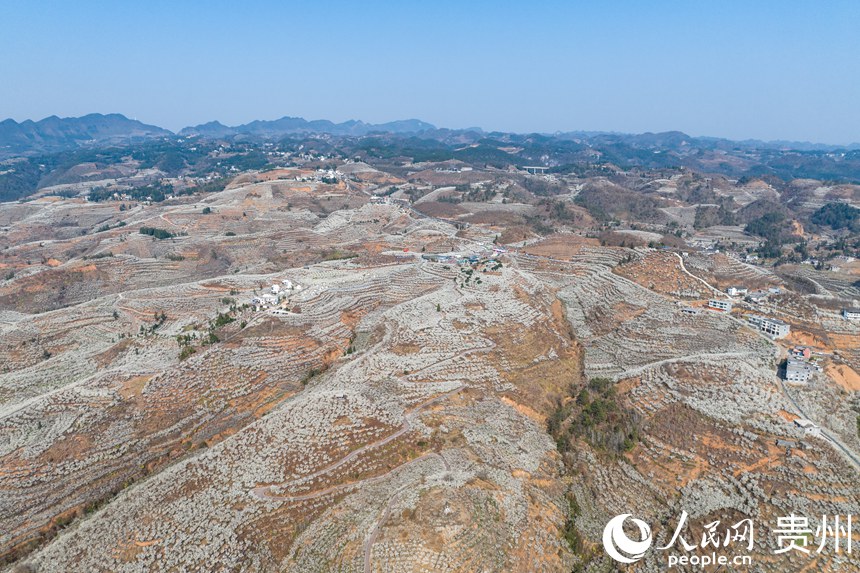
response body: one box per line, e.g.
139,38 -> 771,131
524,214 -> 555,235
89,182 -> 174,203
744,212 -> 798,259
561,492 -> 585,555
521,177 -> 567,197
139,226 -> 175,240
301,364 -> 330,386
693,204 -> 735,229
218,150 -> 272,172
575,184 -> 663,223
736,198 -> 789,224
0,159 -> 46,202
811,202 -> 859,232
549,377 -> 641,456
453,144 -> 519,168
745,212 -> 788,240
195,177 -> 232,193
82,251 -> 114,260
319,249 -> 358,261
598,231 -> 646,248
212,312 -> 234,327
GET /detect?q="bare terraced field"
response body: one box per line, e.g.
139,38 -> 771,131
1,180 -> 858,573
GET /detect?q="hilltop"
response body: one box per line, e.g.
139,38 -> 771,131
0,114 -> 170,156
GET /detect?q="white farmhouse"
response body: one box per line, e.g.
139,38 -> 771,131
793,418 -> 821,438
747,315 -> 790,339
708,299 -> 732,312
260,293 -> 278,306
785,359 -> 814,384
842,308 -> 860,320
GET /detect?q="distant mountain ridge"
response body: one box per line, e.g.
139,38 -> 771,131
553,130 -> 860,153
1,113 -> 858,160
0,114 -> 437,157
178,116 -> 436,138
0,113 -> 171,156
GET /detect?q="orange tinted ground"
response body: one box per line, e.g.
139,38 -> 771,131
842,260 -> 860,276
777,409 -> 799,422
614,250 -> 704,295
826,363 -> 860,391
413,201 -> 466,218
501,396 -> 546,424
828,333 -> 860,354
785,329 -> 830,351
519,233 -> 600,259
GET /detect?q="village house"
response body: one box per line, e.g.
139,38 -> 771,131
775,439 -> 799,450
260,293 -> 278,306
745,290 -> 769,304
791,346 -> 812,360
785,359 -> 815,384
747,315 -> 790,339
707,299 -> 732,312
842,308 -> 860,320
793,418 -> 822,438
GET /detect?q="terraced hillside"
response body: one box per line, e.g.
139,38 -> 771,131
1,167 -> 858,573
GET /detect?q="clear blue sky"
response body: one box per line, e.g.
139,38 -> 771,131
3,0 -> 859,143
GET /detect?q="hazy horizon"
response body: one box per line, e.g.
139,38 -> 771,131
6,111 -> 860,148
3,0 -> 859,145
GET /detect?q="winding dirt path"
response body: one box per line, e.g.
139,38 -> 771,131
671,252 -> 726,297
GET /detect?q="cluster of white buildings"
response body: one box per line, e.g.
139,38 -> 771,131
726,285 -> 781,304
251,279 -> 303,311
434,165 -> 473,173
422,248 -> 504,266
